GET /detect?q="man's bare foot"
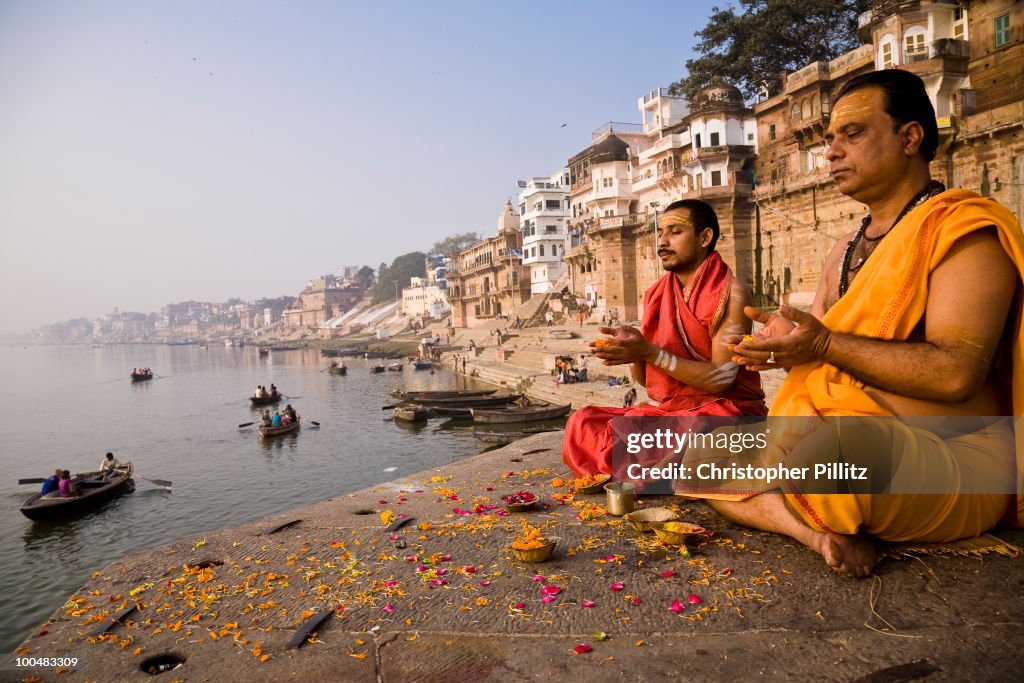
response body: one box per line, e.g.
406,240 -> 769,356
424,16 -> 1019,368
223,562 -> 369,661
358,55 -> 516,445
814,531 -> 878,578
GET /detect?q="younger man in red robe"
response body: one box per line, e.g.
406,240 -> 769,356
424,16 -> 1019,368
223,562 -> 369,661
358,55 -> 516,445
563,200 -> 767,479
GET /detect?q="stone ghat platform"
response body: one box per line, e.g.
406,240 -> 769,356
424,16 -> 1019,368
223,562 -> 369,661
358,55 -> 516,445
8,432 -> 1024,682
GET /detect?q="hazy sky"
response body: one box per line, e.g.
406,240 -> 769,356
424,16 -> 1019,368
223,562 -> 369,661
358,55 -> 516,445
0,0 -> 720,334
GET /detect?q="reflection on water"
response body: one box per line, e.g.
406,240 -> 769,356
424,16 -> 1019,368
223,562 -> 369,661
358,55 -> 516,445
0,344 -> 503,653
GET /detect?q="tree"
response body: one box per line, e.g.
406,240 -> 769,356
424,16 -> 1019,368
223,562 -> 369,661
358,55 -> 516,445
671,0 -> 870,102
372,252 -> 427,304
356,266 -> 375,288
431,232 -> 480,256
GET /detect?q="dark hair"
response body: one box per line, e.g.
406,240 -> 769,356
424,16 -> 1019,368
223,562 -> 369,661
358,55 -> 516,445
106,452 -> 113,458
833,69 -> 939,162
663,199 -> 720,252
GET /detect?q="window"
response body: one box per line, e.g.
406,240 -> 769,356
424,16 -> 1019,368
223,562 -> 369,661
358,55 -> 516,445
710,132 -> 720,146
811,94 -> 820,117
791,104 -> 801,124
710,170 -> 722,186
904,28 -> 927,57
695,133 -> 701,148
996,14 -> 1010,48
539,244 -> 545,257
953,8 -> 967,40
768,123 -> 776,141
545,199 -> 560,210
879,36 -> 896,68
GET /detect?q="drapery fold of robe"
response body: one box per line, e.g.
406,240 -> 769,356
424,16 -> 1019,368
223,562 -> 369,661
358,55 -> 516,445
563,252 -> 767,479
769,190 -> 1024,538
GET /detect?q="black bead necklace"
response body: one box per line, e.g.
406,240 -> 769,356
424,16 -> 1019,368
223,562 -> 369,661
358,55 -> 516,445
838,180 -> 944,296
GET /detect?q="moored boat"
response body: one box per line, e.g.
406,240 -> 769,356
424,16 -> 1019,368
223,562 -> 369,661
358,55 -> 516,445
393,389 -> 497,400
258,346 -> 270,356
371,365 -> 387,374
259,418 -> 300,438
411,393 -> 523,408
411,360 -> 433,370
20,465 -> 134,521
387,363 -> 404,372
394,406 -> 430,422
470,403 -> 571,424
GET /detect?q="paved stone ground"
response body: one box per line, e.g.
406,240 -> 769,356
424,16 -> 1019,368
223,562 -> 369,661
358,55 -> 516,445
7,432 -> 1023,682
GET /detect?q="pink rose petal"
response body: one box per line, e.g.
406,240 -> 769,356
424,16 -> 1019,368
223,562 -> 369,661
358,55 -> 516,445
479,580 -> 491,587
688,594 -> 702,605
540,585 -> 562,595
574,644 -> 593,654
416,566 -> 427,572
464,566 -> 476,574
441,555 -> 451,562
541,595 -> 557,603
532,575 -> 545,582
383,580 -> 398,587
610,582 -> 625,591
668,599 -> 685,613
581,600 -> 596,608
660,571 -> 674,579
382,604 -> 394,613
514,601 -> 525,609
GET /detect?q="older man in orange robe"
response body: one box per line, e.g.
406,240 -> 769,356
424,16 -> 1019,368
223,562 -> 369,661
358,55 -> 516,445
562,199 -> 767,482
725,70 -> 1024,577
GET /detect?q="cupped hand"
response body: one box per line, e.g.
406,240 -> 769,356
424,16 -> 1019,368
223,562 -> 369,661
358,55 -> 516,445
591,325 -> 653,366
730,306 -> 831,370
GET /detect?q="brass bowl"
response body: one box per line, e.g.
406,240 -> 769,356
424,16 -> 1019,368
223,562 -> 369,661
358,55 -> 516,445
623,507 -> 678,533
573,473 -> 611,494
503,492 -> 539,512
651,522 -> 705,546
510,538 -> 557,563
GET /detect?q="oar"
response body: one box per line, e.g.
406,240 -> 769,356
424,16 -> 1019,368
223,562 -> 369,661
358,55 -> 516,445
238,421 -> 255,428
18,477 -> 44,485
136,474 -> 172,488
308,420 -> 320,428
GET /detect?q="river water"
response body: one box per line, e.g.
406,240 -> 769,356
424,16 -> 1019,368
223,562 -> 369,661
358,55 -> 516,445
0,343 -> 500,652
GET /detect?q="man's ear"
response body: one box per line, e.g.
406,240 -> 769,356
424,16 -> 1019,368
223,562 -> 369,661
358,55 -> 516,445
901,121 -> 925,157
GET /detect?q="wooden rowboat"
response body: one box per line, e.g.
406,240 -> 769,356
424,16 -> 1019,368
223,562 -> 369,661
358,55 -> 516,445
411,360 -> 433,370
328,365 -> 348,375
470,403 -> 571,424
387,363 -> 404,372
371,365 -> 386,374
411,393 -> 523,408
130,372 -> 153,382
394,406 -> 430,422
394,389 -> 496,400
259,418 -> 300,438
250,394 -> 283,406
20,465 -> 134,521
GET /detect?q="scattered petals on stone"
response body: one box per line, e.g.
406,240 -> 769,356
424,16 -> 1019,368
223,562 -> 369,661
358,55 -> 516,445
668,600 -> 685,613
574,644 -> 593,654
688,594 -> 703,605
610,582 -> 625,591
540,585 -> 562,596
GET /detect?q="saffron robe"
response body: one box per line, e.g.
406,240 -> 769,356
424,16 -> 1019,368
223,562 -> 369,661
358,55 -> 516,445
562,252 -> 767,479
772,190 -> 1024,540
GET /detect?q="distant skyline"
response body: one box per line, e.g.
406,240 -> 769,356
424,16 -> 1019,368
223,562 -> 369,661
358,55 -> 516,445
0,0 -> 720,334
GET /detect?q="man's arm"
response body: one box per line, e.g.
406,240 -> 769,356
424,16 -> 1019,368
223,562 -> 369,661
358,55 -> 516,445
737,230 -> 1017,401
594,280 -> 754,394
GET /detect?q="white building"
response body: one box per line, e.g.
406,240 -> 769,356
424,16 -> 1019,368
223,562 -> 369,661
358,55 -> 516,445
401,276 -> 451,319
518,170 -> 570,294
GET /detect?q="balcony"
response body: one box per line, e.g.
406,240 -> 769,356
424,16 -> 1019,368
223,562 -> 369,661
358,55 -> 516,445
592,121 -> 644,141
683,144 -> 756,165
791,113 -> 829,142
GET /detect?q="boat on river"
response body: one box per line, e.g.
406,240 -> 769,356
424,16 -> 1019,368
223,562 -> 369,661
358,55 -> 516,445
394,406 -> 430,422
130,371 -> 153,382
328,365 -> 348,375
471,403 -> 571,424
259,418 -> 300,438
393,389 -> 496,401
371,365 -> 387,374
250,393 -> 283,406
411,360 -> 433,370
411,393 -> 523,408
20,465 -> 134,521
387,363 -> 404,372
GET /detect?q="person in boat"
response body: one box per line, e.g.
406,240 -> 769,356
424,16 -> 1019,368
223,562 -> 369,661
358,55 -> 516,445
271,411 -> 283,427
281,413 -> 293,426
40,468 -> 61,495
100,452 -> 124,479
270,384 -> 278,398
58,470 -> 77,497
283,404 -> 297,423
258,409 -> 271,427
253,386 -> 263,399
722,69 -> 1024,577
562,198 -> 767,482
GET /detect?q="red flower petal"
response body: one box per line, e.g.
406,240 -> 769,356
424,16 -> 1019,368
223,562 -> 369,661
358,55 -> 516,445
688,594 -> 702,605
581,601 -> 596,608
610,582 -> 625,591
668,599 -> 685,613
574,644 -> 593,654
541,595 -> 557,603
531,575 -> 545,582
540,585 -> 561,595
660,571 -> 674,579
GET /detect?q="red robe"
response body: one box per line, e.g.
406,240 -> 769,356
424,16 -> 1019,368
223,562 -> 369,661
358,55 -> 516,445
562,252 -> 767,478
